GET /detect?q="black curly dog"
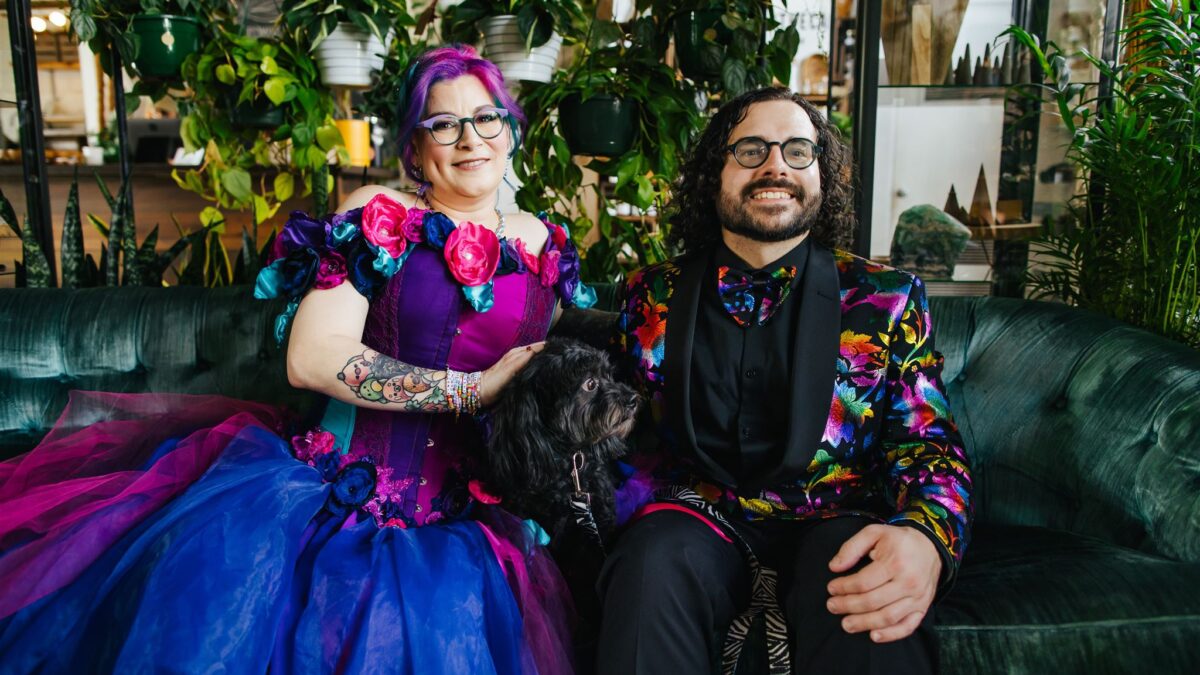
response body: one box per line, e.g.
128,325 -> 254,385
478,338 -> 638,547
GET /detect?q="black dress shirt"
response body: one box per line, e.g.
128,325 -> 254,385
691,237 -> 812,482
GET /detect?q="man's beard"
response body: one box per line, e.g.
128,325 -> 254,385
716,178 -> 822,243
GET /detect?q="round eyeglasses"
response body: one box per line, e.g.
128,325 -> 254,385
416,108 -> 511,145
725,137 -> 823,170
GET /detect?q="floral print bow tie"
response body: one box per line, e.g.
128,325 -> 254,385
717,265 -> 798,327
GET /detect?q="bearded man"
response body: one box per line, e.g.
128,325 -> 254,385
597,87 -> 974,675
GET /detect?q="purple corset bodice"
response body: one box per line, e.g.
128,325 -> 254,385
343,246 -> 557,527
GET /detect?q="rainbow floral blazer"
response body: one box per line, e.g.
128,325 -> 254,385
614,245 -> 974,581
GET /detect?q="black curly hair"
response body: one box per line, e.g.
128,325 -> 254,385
667,87 -> 856,254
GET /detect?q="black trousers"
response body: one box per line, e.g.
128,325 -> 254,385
595,510 -> 938,675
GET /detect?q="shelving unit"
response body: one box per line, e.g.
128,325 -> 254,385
853,0 -> 1122,297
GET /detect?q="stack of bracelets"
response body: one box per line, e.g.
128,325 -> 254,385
445,369 -> 483,416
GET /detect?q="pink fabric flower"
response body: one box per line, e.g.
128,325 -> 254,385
444,221 -> 500,286
314,251 -> 348,289
362,194 -> 408,258
400,207 -> 425,243
291,429 -> 336,463
469,479 -> 503,505
514,238 -> 540,274
540,248 -> 561,287
547,221 -> 568,248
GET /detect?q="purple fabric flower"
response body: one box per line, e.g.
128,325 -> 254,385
272,211 -> 327,262
554,242 -> 581,301
423,211 -> 456,249
314,251 -> 349,290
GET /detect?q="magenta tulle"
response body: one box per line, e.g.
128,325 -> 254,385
477,507 -> 576,675
0,391 -> 291,619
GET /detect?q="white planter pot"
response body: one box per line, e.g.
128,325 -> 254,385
480,15 -> 562,84
315,23 -> 388,89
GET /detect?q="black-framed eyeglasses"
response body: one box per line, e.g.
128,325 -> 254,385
725,137 -> 823,170
415,108 -> 510,145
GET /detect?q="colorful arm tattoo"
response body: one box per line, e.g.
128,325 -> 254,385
337,349 -> 449,412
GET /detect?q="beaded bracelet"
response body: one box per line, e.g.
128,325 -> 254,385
445,369 -> 482,416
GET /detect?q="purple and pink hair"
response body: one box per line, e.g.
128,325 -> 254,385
396,44 -> 527,185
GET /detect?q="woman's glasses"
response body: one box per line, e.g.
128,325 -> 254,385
416,108 -> 510,145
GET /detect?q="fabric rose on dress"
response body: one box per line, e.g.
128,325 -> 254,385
291,429 -> 336,463
314,251 -> 348,290
514,238 -> 540,274
401,207 -> 425,244
344,237 -> 388,299
539,248 -> 561,287
554,244 -> 581,300
272,211 -> 327,262
423,212 -> 456,249
546,220 -> 568,249
276,247 -> 321,296
332,461 -> 378,511
362,195 -> 408,258
497,239 -> 523,275
444,221 -> 500,287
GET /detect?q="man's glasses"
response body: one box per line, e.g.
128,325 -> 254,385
725,137 -> 823,170
415,108 -> 511,145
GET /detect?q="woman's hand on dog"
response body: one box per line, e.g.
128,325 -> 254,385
479,342 -> 546,407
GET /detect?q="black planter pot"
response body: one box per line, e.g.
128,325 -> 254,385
672,10 -> 731,82
229,96 -> 285,129
559,94 -> 637,157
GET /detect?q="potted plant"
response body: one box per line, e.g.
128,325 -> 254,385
1007,1 -> 1200,347
176,27 -> 346,248
70,0 -> 228,85
441,0 -> 586,84
278,0 -> 414,88
645,0 -> 800,97
515,15 -> 704,282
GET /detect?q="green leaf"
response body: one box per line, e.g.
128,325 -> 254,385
253,194 -> 279,226
19,216 -> 52,288
216,63 -> 237,85
263,77 -> 290,105
316,124 -> 343,151
274,172 -> 295,203
292,123 -> 315,148
722,59 -> 749,97
61,171 -> 85,288
220,169 -> 253,205
199,206 -> 226,231
634,175 -> 654,209
261,55 -> 279,75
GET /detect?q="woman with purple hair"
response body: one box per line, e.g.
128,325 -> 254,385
0,45 -> 592,674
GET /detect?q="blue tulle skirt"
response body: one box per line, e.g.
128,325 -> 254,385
0,396 -> 559,674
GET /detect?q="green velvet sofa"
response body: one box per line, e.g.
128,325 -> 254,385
1,286 -> 1198,674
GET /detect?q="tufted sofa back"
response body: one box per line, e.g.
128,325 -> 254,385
1,288 -> 1197,563
0,288 -> 321,458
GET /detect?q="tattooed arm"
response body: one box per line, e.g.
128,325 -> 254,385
287,270 -> 540,411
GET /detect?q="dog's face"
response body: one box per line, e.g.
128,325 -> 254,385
483,338 -> 639,495
520,339 -> 639,453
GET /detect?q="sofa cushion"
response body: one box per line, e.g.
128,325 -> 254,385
937,524 -> 1200,673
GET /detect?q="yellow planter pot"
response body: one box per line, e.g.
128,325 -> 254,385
335,120 -> 372,167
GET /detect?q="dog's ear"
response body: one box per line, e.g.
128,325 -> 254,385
485,368 -> 558,495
